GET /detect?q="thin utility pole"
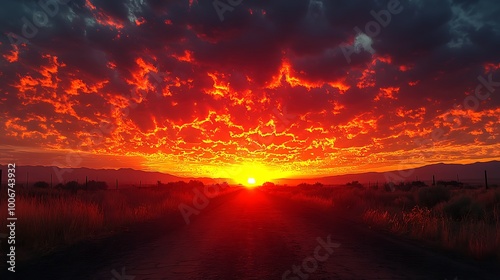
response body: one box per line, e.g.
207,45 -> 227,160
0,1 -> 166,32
485,170 -> 488,189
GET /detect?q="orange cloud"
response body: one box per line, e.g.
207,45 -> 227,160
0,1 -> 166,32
375,87 -> 399,101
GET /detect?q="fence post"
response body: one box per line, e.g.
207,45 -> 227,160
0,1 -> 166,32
485,170 -> 488,189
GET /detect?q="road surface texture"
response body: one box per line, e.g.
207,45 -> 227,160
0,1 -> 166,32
3,188 -> 500,279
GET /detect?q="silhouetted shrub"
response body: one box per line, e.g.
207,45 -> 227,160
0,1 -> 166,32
165,181 -> 189,188
411,181 -> 427,187
34,181 -> 50,188
437,180 -> 463,188
383,183 -> 395,192
394,195 -> 416,210
263,182 -> 275,187
347,181 -> 363,188
443,196 -> 484,221
188,180 -> 204,188
64,181 -> 80,192
396,182 -> 412,192
297,183 -> 311,188
85,180 -> 108,191
417,186 -> 451,208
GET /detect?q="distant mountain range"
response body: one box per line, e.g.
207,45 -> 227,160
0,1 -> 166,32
0,161 -> 498,187
0,165 -> 219,188
276,161 -> 500,186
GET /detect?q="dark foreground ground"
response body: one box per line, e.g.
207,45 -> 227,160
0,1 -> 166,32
2,189 -> 499,280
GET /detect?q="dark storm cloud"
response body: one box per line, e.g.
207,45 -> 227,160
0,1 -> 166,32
2,0 -> 498,92
1,0 -> 499,174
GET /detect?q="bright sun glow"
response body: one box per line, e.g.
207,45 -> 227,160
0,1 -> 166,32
247,177 -> 256,185
222,162 -> 280,186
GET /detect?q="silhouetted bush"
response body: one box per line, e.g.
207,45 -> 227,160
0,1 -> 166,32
417,186 -> 451,208
263,182 -> 275,187
437,180 -> 463,188
411,181 -> 427,187
188,180 -> 204,188
165,181 -> 189,188
396,182 -> 412,192
383,183 -> 395,192
63,181 -> 80,193
34,181 -> 50,188
347,181 -> 363,188
85,180 -> 108,191
443,196 -> 484,221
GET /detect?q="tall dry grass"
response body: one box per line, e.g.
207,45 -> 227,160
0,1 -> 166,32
263,185 -> 500,260
0,185 -> 236,258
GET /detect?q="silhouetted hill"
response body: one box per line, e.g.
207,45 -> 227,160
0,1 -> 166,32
0,165 -> 218,187
276,161 -> 500,186
1,161 -> 498,188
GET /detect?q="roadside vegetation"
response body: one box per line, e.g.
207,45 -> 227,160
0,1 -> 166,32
262,182 -> 500,261
0,180 -> 236,260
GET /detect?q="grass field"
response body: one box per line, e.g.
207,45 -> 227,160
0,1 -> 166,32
3,180 -> 499,263
0,183 -> 237,260
262,184 -> 500,261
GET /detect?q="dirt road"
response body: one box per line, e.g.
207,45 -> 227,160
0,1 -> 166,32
4,189 -> 499,279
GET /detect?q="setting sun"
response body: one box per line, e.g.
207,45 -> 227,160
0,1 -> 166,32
247,177 -> 256,185
222,162 -> 281,186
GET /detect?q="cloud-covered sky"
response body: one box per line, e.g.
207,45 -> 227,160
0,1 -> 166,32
1,0 -> 499,183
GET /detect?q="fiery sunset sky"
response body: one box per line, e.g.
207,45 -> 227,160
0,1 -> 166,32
1,0 -> 499,183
